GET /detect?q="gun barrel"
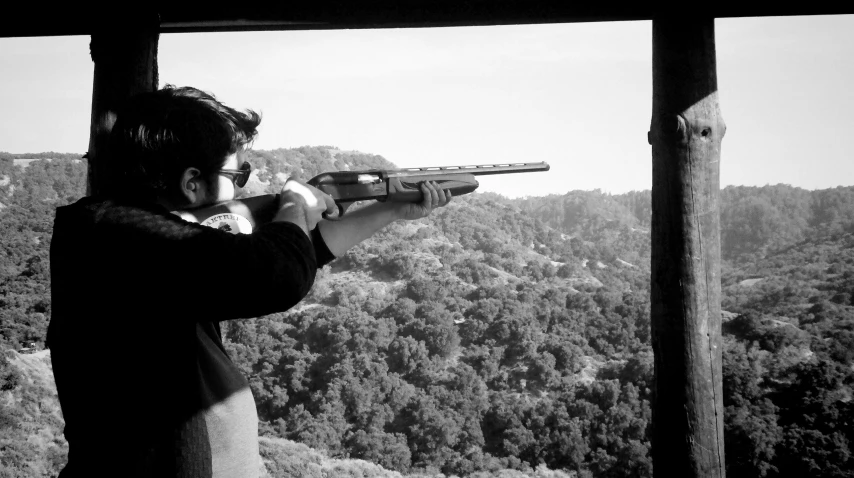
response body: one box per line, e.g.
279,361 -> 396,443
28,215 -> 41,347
386,162 -> 549,178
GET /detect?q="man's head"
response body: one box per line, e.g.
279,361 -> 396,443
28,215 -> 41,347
102,85 -> 261,208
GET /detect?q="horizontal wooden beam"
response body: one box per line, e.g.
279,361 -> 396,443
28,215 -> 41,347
4,2 -> 854,38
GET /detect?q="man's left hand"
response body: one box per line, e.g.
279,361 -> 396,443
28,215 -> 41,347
395,181 -> 452,220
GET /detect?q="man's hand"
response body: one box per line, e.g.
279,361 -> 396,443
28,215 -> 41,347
393,181 -> 452,221
316,180 -> 453,257
277,179 -> 337,232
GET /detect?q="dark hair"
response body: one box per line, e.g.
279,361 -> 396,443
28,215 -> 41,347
102,85 -> 261,202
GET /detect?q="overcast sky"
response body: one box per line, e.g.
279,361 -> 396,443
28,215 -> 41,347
1,15 -> 852,197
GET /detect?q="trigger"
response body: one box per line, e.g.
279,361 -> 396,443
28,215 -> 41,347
322,202 -> 346,221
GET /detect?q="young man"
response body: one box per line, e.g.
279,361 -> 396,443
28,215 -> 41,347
47,86 -> 450,478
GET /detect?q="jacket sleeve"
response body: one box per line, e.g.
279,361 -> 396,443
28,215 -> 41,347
84,200 -> 332,321
311,226 -> 337,269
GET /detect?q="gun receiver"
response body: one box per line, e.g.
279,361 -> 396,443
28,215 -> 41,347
175,162 -> 549,230
308,162 -> 550,219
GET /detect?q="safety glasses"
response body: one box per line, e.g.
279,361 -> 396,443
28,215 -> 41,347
218,161 -> 251,188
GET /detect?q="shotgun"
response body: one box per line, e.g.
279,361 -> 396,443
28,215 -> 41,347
174,162 -> 549,232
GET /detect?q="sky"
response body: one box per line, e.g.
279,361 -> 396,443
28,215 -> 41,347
1,15 -> 853,198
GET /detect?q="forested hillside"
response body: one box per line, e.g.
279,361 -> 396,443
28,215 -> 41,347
512,185 -> 854,267
1,147 -> 852,477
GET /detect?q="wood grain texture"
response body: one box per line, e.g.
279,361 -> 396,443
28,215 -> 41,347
649,16 -> 726,478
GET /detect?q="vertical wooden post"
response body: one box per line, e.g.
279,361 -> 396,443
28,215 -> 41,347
648,16 -> 726,478
87,15 -> 159,196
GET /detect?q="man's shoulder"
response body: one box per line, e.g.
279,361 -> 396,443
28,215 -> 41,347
54,196 -> 100,229
62,195 -> 165,211
57,196 -> 170,224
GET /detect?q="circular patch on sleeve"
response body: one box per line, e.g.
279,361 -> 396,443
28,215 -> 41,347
200,213 -> 253,234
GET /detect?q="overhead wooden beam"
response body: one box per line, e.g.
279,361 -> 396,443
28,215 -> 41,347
648,16 -> 726,478
86,18 -> 159,196
4,2 -> 854,37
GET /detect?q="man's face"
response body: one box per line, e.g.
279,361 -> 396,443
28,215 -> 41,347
203,152 -> 241,205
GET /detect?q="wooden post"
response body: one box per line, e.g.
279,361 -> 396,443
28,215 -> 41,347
648,16 -> 726,478
87,16 -> 159,196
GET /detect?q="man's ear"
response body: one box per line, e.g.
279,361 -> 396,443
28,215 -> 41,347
179,167 -> 205,207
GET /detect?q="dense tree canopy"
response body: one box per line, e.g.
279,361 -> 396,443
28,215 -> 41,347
1,149 -> 852,477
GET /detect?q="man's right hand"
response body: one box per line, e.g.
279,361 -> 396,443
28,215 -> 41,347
277,179 -> 337,232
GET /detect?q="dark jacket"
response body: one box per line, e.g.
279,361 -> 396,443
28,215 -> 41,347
47,196 -> 334,477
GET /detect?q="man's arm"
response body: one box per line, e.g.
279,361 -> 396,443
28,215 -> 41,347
318,181 -> 451,257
